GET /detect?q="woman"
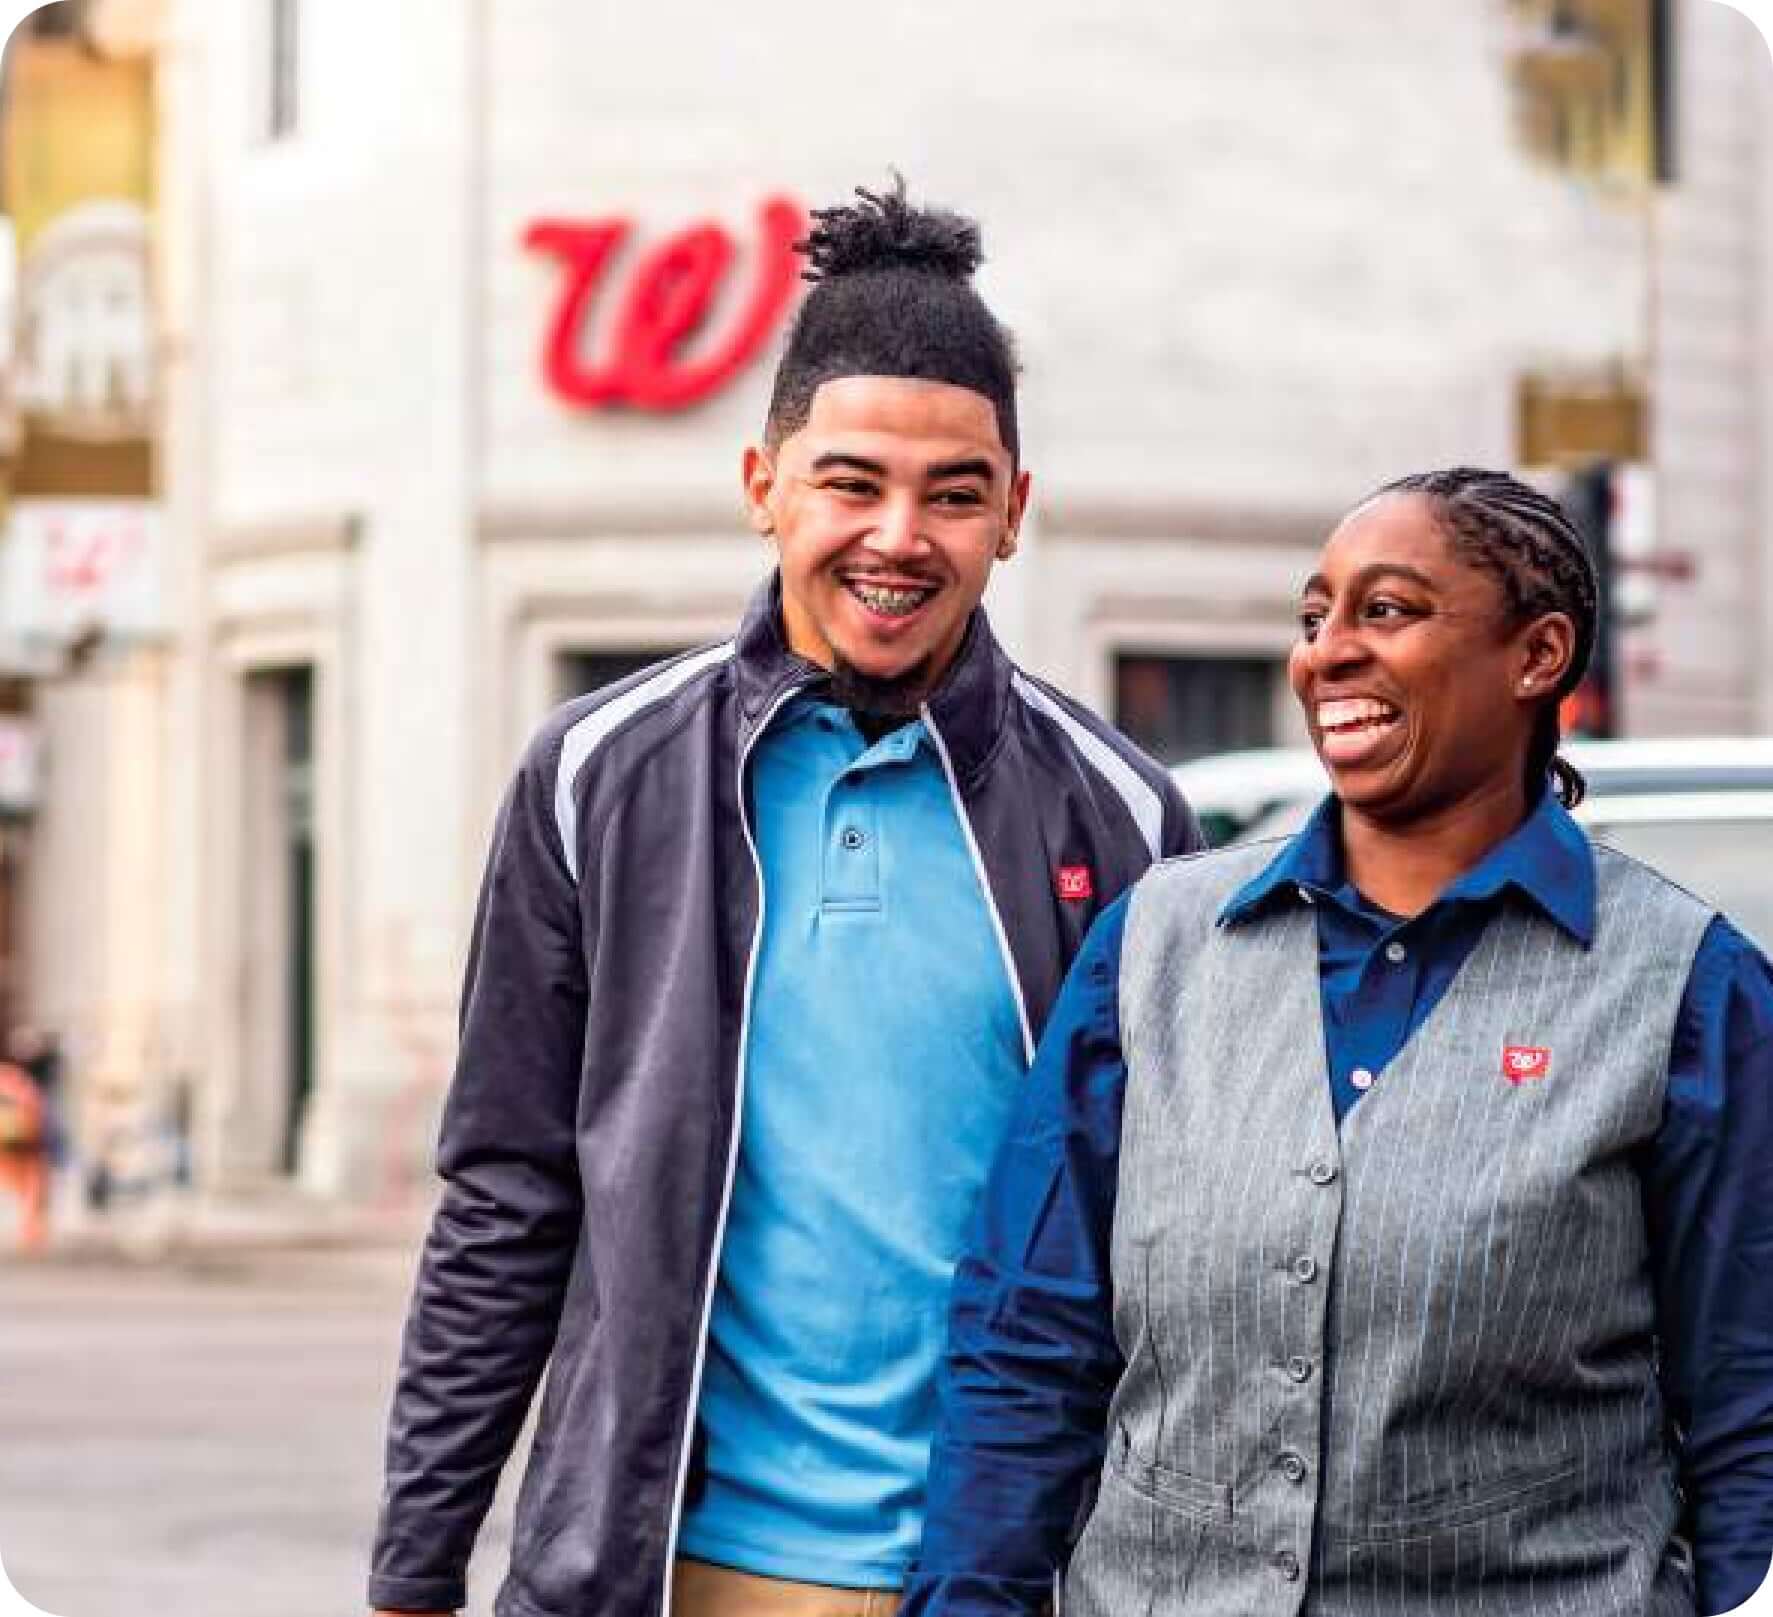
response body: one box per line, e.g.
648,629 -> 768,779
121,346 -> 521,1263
901,469 -> 1773,1617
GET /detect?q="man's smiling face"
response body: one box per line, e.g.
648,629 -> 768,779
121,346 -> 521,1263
743,375 -> 1029,711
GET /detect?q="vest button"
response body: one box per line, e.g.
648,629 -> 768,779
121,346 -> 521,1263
1308,1159 -> 1337,1186
1275,1550 -> 1302,1581
1286,1354 -> 1314,1383
1292,1255 -> 1318,1284
1279,1452 -> 1307,1484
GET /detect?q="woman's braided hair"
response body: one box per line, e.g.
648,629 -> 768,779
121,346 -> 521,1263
1376,467 -> 1600,809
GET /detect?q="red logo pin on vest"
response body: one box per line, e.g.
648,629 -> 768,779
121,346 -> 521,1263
1502,1045 -> 1551,1084
1056,865 -> 1094,902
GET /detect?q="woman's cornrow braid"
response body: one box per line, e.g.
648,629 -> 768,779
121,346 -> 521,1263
1376,467 -> 1600,809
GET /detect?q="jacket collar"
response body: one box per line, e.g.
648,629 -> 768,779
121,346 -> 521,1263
1221,788 -> 1596,945
733,573 -> 1013,783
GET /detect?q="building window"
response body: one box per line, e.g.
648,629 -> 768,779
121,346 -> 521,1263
1506,0 -> 1673,185
1112,653 -> 1280,766
557,648 -> 688,704
263,0 -> 298,141
240,665 -> 316,1177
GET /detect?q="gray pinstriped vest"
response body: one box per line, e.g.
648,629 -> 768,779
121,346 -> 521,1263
1065,840 -> 1712,1617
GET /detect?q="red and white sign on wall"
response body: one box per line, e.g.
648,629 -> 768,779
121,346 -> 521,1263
0,498 -> 163,649
525,195 -> 806,413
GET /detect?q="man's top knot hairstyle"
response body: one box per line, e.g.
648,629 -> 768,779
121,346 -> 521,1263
765,175 -> 1020,462
797,182 -> 984,284
1376,465 -> 1600,809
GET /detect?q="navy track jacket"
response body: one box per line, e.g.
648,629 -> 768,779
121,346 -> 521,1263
368,579 -> 1202,1617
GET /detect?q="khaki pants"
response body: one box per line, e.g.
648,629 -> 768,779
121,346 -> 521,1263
671,1558 -> 902,1617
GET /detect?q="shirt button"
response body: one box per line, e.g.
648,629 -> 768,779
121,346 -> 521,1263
1275,1550 -> 1301,1581
1279,1452 -> 1308,1484
1287,1355 -> 1314,1383
1307,1159 -> 1338,1186
1292,1255 -> 1318,1284
1351,1067 -> 1375,1092
840,827 -> 866,851
1384,940 -> 1408,964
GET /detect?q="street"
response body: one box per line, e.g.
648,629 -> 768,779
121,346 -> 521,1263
0,1245 -> 518,1617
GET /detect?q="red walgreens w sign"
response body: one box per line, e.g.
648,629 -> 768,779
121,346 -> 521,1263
525,196 -> 806,413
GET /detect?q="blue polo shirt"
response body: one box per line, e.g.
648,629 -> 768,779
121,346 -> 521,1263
906,791 -> 1773,1617
679,697 -> 1026,1586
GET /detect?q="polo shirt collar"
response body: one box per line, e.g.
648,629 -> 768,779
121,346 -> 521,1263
777,694 -> 932,760
1220,788 -> 1596,945
734,573 -> 1014,782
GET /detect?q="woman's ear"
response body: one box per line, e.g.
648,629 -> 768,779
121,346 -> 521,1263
1516,611 -> 1577,700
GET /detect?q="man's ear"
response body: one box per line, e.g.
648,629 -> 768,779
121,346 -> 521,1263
742,444 -> 778,537
998,469 -> 1032,560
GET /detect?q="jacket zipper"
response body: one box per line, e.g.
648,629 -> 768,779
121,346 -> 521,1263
921,704 -> 1036,1065
657,681 -> 805,1614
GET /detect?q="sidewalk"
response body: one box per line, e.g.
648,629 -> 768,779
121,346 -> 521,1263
0,1175 -> 431,1265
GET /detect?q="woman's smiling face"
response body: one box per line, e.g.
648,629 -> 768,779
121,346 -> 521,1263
1288,493 -> 1555,829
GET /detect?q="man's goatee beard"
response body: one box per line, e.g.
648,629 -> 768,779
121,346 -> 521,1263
828,655 -> 931,720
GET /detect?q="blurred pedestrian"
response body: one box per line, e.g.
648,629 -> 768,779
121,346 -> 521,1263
0,1058 -> 49,1252
9,1024 -> 66,1168
904,467 -> 1773,1617
367,177 -> 1202,1617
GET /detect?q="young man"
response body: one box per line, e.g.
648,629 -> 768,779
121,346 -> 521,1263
367,181 -> 1201,1617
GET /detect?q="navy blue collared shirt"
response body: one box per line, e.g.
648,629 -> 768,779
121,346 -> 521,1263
1223,793 -> 1599,1123
904,793 -> 1773,1617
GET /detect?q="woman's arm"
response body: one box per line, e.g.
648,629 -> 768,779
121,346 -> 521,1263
902,898 -> 1135,1616
1646,915 -> 1773,1616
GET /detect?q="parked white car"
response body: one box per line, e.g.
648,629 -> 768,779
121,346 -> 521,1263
1174,738 -> 1773,948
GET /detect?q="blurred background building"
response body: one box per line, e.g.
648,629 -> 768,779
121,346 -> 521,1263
0,0 -> 1766,1201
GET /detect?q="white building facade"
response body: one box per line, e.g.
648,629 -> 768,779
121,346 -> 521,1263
31,0 -> 1768,1196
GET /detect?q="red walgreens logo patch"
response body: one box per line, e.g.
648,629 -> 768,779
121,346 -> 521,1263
1502,1046 -> 1551,1084
1056,865 -> 1094,902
